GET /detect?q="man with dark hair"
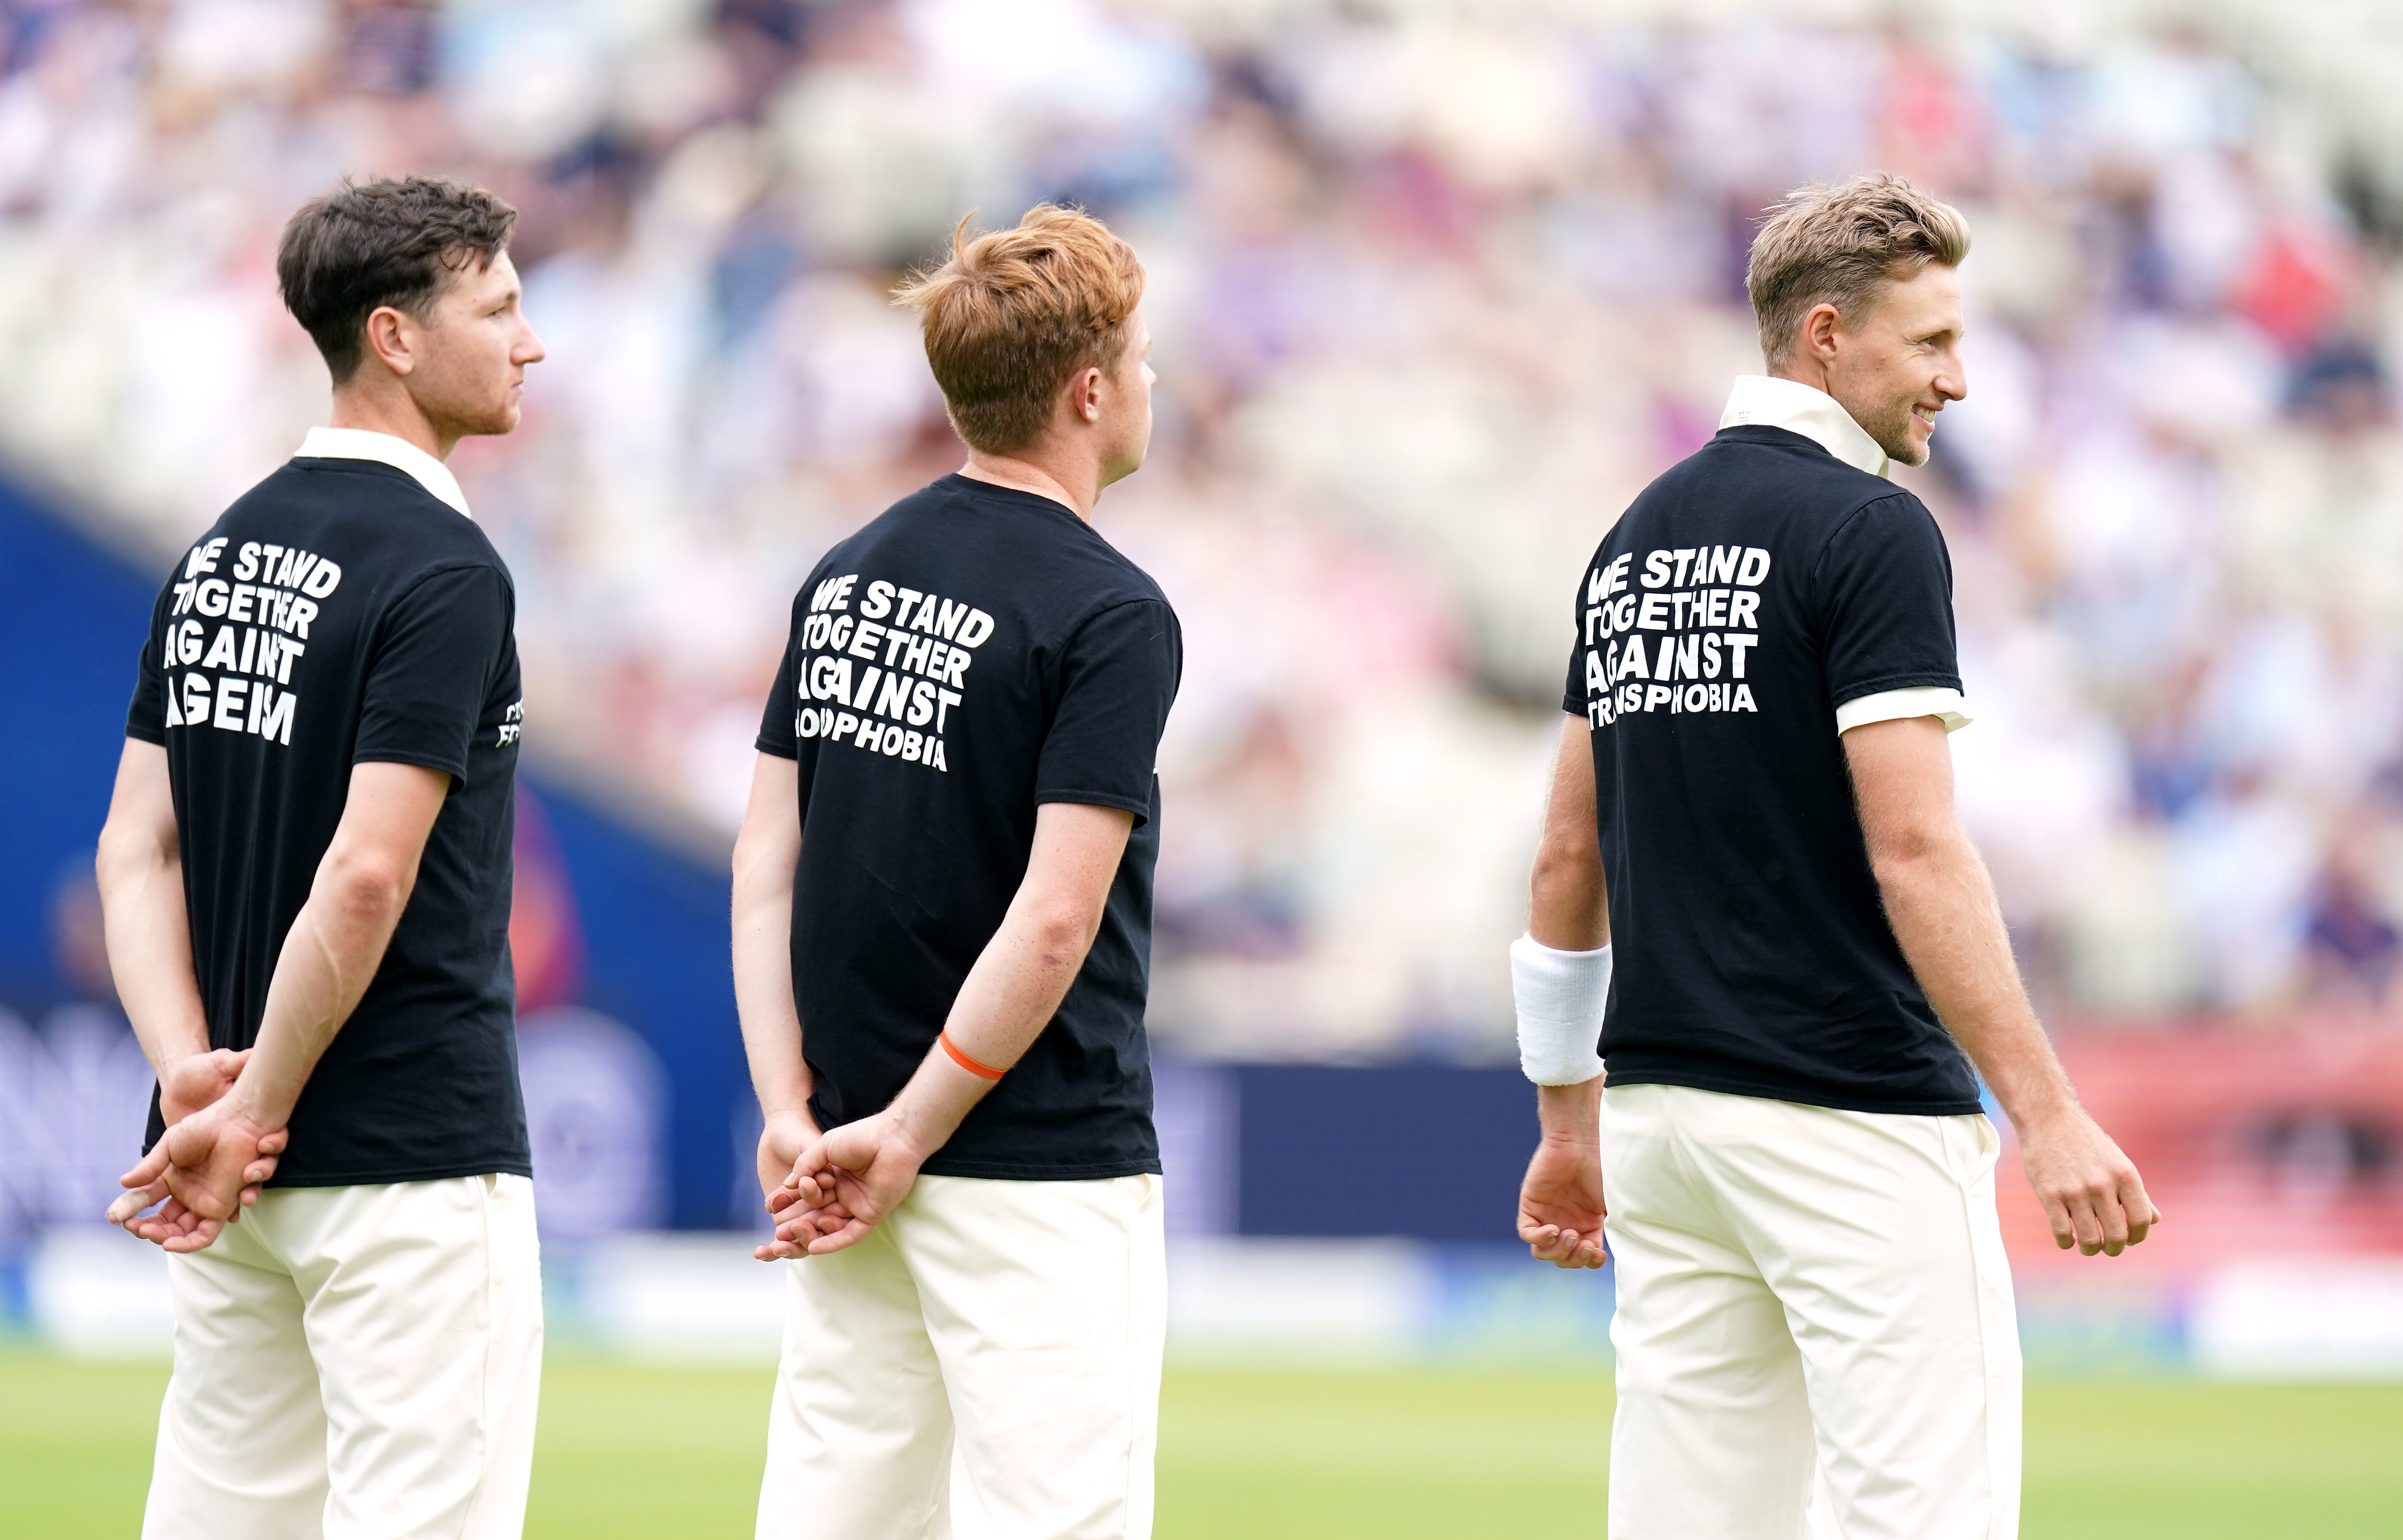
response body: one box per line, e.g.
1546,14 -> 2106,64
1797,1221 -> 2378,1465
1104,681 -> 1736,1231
735,205 -> 1178,1539
98,174 -> 546,1540
1513,173 -> 2158,1536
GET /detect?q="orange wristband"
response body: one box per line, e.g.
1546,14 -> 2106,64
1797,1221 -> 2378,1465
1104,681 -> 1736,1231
939,1032 -> 1005,1081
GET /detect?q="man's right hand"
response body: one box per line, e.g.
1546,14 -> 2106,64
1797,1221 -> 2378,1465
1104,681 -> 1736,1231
108,1100 -> 286,1253
2016,1105 -> 2161,1257
1519,1137 -> 1609,1270
770,1112 -> 931,1257
158,1047 -> 249,1126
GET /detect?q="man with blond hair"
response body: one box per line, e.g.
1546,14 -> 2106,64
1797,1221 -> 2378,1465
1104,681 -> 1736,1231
1511,172 -> 2161,1537
735,204 -> 1178,1539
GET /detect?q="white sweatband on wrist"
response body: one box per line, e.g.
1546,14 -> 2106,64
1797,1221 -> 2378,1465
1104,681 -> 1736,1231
1512,933 -> 1611,1086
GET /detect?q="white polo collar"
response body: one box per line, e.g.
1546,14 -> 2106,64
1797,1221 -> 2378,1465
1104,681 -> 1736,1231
1717,375 -> 1891,479
295,427 -> 473,519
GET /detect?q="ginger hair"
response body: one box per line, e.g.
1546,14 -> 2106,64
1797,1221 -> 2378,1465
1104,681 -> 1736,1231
893,205 -> 1146,455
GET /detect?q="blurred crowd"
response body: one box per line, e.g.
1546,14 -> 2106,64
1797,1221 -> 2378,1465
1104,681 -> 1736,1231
4,0 -> 2403,1056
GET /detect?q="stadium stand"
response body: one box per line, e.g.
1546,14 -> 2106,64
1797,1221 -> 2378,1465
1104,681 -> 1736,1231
7,4 -> 2403,1063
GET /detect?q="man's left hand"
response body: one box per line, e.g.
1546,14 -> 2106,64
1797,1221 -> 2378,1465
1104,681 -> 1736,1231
108,1100 -> 285,1252
753,1109 -> 854,1260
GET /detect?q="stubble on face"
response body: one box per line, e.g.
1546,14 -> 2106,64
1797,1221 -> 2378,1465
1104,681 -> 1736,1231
1832,263 -> 1961,470
414,252 -> 533,440
1859,393 -> 1930,468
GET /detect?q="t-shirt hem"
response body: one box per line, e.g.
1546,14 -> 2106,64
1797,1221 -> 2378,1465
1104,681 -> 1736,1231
262,1158 -> 534,1189
1603,1068 -> 1982,1118
126,723 -> 166,746
1033,788 -> 1153,823
918,1156 -> 1162,1181
1831,672 -> 1963,706
755,737 -> 798,759
352,747 -> 470,781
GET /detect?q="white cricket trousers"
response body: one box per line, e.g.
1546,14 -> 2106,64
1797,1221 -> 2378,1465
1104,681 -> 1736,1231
143,1173 -> 544,1540
1602,1084 -> 2021,1540
758,1172 -> 1166,1540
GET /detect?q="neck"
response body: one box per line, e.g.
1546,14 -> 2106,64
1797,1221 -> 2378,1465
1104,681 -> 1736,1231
329,381 -> 454,462
957,443 -> 1102,522
1766,359 -> 1835,396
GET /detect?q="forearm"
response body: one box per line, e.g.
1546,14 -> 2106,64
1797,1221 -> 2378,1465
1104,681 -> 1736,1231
732,865 -> 813,1119
226,866 -> 411,1129
886,904 -> 1095,1158
96,839 -> 211,1076
1876,836 -> 2076,1126
1529,851 -> 1609,952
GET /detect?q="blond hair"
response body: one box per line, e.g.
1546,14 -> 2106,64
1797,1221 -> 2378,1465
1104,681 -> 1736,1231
893,205 -> 1146,455
1746,174 -> 1970,368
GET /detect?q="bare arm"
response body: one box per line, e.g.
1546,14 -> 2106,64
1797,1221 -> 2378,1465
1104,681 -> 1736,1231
96,742 -> 249,1124
772,800 -> 1136,1255
731,753 -> 825,1235
110,761 -> 448,1248
232,761 -> 448,1122
1845,714 -> 2158,1255
1529,715 -> 1609,953
1519,714 -> 1611,1269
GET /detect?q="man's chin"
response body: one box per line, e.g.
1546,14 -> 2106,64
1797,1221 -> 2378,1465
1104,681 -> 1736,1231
1103,438 -> 1149,488
1881,428 -> 1932,468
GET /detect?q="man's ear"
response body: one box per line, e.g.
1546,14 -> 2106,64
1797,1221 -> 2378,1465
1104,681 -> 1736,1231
1072,364 -> 1104,425
361,305 -> 417,378
1801,301 -> 1842,363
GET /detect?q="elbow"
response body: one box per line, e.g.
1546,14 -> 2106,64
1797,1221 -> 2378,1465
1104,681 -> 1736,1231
726,836 -> 783,893
94,815 -> 167,898
93,819 -> 137,891
1028,903 -> 1103,971
731,823 -> 798,899
1865,822 -> 1963,890
1528,833 -> 1603,911
323,849 -> 411,925
729,836 -> 768,896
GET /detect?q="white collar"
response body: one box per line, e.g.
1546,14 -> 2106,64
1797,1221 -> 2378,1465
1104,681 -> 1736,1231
295,427 -> 473,519
1717,375 -> 1891,479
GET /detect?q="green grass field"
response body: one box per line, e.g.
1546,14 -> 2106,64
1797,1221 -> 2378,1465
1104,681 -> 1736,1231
4,1353 -> 2400,1538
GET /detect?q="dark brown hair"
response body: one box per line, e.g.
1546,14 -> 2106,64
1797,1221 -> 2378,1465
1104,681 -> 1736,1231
1746,173 -> 1970,368
276,176 -> 518,384
892,205 -> 1145,455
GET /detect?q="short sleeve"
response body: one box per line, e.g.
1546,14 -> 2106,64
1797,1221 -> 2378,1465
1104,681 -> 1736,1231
354,565 -> 510,781
1035,598 -> 1181,826
1813,493 -> 1961,710
755,592 -> 805,760
126,594 -> 168,745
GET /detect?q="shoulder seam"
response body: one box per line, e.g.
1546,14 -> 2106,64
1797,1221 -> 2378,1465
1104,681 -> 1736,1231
1068,594 -> 1175,633
1807,489 -> 1926,588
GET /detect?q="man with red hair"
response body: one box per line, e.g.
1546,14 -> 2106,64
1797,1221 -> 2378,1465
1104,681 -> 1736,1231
734,205 -> 1180,1539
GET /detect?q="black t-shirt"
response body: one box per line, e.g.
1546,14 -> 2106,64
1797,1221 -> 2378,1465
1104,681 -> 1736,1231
127,456 -> 531,1185
1563,425 -> 1981,1115
756,474 -> 1181,1179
